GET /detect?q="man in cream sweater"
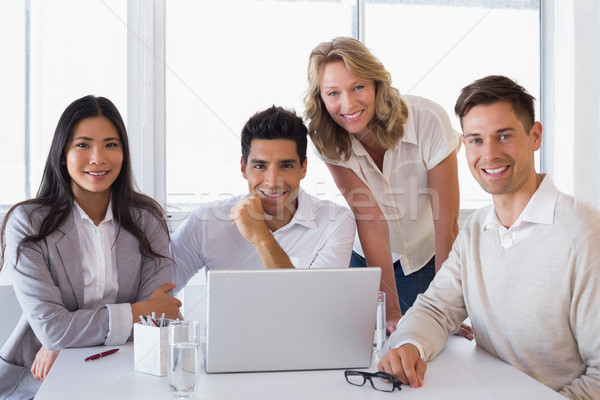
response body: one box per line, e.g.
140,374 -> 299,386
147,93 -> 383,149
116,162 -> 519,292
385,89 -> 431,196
378,75 -> 600,400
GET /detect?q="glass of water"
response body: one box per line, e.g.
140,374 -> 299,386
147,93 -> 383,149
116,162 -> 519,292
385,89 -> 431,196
168,320 -> 200,398
373,291 -> 386,352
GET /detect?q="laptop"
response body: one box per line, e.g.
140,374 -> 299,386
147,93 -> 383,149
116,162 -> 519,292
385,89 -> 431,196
204,267 -> 381,373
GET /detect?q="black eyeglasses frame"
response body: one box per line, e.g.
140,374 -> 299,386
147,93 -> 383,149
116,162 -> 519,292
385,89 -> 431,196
344,370 -> 402,392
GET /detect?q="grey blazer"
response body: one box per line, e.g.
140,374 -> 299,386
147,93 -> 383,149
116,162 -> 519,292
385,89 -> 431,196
0,204 -> 172,400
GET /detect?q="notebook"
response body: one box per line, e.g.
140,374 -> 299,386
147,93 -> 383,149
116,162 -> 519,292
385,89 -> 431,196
204,267 -> 382,373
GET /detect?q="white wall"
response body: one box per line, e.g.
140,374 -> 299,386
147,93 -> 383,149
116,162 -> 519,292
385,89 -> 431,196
542,0 -> 600,207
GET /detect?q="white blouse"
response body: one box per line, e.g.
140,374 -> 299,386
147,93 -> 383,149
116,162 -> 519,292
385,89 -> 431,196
73,200 -> 132,344
316,95 -> 461,275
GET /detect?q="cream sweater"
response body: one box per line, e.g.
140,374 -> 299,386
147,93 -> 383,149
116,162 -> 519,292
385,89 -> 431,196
388,187 -> 600,399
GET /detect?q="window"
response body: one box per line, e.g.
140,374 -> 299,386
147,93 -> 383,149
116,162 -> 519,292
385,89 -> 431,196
364,0 -> 540,209
165,0 -> 358,213
0,0 -> 127,212
165,0 -> 540,212
0,0 -> 540,215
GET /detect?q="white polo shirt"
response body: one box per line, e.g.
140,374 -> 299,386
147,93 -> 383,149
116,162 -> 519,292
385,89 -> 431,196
316,95 -> 460,275
170,189 -> 356,292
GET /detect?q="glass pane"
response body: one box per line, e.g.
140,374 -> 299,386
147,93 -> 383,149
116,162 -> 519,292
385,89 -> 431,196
371,376 -> 395,392
0,0 -> 127,211
166,0 -> 356,212
365,0 -> 540,209
0,1 -> 26,211
345,373 -> 366,386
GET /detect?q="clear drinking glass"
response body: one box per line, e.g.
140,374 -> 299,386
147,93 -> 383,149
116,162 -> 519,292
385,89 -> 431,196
373,291 -> 386,352
168,320 -> 200,398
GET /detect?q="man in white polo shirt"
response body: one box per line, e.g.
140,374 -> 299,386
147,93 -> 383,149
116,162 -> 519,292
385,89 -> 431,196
378,75 -> 600,399
171,106 -> 356,291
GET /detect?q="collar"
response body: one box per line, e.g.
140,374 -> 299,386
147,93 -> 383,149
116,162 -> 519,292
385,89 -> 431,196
395,95 -> 417,148
349,95 -> 417,156
484,174 -> 558,230
73,199 -> 115,228
279,189 -> 317,231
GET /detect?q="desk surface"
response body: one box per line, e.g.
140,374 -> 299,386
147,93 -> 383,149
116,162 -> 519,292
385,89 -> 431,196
36,336 -> 563,400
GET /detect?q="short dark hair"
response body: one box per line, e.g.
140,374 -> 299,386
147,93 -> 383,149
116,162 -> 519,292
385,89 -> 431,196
241,106 -> 308,165
455,75 -> 536,131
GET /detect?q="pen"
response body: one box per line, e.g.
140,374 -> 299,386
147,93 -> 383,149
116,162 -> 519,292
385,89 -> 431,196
84,348 -> 119,362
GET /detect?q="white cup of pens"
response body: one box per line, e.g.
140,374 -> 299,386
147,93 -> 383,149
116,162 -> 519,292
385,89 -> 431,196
133,312 -> 172,377
140,312 -> 169,327
168,320 -> 200,398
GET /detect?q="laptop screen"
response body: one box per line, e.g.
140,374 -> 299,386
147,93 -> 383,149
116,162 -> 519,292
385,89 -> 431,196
204,268 -> 382,373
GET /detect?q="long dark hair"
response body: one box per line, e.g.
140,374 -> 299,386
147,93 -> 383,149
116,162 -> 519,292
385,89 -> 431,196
1,95 -> 169,269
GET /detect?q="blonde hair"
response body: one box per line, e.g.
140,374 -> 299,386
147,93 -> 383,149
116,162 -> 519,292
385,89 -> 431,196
304,37 -> 408,162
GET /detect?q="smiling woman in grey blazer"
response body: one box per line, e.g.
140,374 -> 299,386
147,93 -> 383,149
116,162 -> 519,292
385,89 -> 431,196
0,96 -> 181,400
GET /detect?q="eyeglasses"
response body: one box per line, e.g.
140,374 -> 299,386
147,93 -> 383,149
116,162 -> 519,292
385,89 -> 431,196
344,370 -> 402,392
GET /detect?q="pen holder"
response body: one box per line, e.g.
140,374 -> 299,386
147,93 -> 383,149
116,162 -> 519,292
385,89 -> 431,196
134,321 -> 170,376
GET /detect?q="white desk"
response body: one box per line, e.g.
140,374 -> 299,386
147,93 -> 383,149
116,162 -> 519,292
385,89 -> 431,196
35,336 -> 563,400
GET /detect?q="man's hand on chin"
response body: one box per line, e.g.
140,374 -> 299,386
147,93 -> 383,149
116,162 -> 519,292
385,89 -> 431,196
230,195 -> 271,244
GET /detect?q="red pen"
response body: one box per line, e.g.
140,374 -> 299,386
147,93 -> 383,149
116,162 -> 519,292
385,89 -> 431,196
84,348 -> 119,362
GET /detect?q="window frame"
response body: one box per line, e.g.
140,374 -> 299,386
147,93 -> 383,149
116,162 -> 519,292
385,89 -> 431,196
127,0 -> 167,209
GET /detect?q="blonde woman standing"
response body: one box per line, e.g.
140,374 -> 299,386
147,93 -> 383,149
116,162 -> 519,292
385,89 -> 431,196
305,37 -> 460,331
